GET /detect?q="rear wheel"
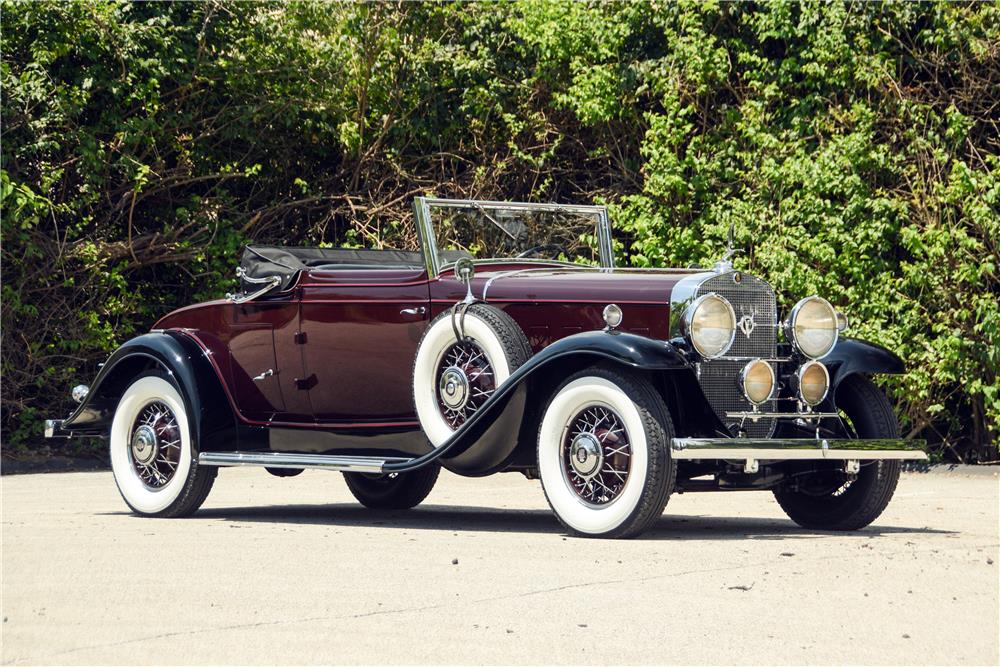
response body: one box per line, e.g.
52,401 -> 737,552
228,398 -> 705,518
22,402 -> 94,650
109,372 -> 216,517
343,465 -> 440,510
537,366 -> 675,538
773,375 -> 902,530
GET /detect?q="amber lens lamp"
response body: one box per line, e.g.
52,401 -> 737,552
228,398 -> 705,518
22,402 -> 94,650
740,359 -> 776,405
797,360 -> 830,406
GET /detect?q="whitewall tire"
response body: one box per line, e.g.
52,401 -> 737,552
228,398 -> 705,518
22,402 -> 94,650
537,366 -> 675,538
413,304 -> 530,446
110,372 -> 216,517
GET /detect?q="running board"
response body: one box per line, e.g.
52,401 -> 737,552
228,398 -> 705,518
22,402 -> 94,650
198,451 -> 412,473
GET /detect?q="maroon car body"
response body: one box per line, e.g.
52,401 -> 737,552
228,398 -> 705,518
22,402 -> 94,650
47,197 -> 926,537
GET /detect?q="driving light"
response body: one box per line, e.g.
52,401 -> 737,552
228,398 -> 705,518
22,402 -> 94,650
796,361 -> 830,406
740,360 -> 776,405
684,294 -> 736,359
786,296 -> 838,359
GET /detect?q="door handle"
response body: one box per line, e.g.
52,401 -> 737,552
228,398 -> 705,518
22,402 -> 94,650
253,369 -> 274,381
400,306 -> 427,317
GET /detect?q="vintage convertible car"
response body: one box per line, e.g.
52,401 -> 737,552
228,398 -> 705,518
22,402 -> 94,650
46,198 -> 926,537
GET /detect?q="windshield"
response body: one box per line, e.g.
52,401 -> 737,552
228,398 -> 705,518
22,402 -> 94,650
415,198 -> 612,274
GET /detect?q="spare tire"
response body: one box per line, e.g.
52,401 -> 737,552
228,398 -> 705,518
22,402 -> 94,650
413,304 -> 531,446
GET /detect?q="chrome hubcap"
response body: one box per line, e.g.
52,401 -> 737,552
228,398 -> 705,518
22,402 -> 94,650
562,405 -> 631,506
439,366 -> 470,410
129,401 -> 181,490
131,425 -> 158,465
435,340 -> 495,428
569,433 -> 602,478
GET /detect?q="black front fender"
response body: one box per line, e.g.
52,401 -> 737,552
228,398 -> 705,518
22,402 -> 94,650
824,337 -> 905,392
387,330 -> 694,476
58,331 -> 235,452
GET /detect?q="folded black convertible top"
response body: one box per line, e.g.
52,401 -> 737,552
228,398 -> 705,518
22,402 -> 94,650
237,245 -> 425,293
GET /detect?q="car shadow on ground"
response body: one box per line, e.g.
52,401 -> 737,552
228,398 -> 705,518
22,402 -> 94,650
115,504 -> 955,540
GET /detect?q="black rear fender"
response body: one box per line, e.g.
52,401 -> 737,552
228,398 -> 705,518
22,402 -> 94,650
60,331 -> 236,453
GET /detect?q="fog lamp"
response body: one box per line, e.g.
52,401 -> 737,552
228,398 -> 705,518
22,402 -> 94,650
797,361 -> 830,406
740,360 -> 775,405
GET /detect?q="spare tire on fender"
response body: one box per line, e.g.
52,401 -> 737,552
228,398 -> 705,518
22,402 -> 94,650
413,304 -> 531,447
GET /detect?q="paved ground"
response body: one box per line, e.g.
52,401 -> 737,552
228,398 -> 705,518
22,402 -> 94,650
2,468 -> 998,665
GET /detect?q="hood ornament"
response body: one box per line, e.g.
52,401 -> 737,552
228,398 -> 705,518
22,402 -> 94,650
713,223 -> 741,273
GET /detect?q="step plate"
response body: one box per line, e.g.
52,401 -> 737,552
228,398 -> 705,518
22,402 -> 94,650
198,451 -> 412,473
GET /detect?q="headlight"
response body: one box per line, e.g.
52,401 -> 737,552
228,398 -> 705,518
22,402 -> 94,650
796,360 -> 830,406
740,360 -> 775,405
785,296 -> 839,359
684,294 -> 735,358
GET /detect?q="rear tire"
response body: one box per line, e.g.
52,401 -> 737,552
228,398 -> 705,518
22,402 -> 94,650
110,371 -> 216,517
537,366 -> 675,538
343,465 -> 440,510
773,375 -> 902,530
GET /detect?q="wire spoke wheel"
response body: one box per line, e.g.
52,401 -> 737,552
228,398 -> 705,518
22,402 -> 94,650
435,339 -> 496,428
561,405 -> 632,507
128,400 -> 182,490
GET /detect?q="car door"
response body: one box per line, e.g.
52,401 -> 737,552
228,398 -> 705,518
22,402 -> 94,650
227,297 -> 313,422
297,267 -> 431,424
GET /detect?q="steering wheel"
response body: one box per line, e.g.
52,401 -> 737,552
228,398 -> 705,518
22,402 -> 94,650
515,243 -> 568,259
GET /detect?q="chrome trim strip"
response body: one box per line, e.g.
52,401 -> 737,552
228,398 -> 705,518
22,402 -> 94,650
198,451 -> 412,473
724,411 -> 840,420
481,266 -> 576,301
671,437 -> 928,461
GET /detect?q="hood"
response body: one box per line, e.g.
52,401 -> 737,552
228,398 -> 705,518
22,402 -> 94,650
475,267 -> 703,305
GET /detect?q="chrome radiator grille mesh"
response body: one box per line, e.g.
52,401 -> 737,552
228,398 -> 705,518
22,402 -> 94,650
695,272 -> 777,437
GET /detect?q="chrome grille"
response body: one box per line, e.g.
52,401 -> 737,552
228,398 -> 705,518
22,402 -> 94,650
696,272 -> 777,437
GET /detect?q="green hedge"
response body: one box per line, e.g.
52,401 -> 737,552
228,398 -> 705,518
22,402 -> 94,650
2,1 -> 997,459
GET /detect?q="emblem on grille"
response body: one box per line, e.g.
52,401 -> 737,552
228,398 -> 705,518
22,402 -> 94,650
736,307 -> 757,338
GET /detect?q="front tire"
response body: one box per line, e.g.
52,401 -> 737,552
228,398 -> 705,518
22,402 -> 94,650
773,375 -> 902,530
109,372 -> 216,517
537,366 -> 675,538
343,465 -> 440,510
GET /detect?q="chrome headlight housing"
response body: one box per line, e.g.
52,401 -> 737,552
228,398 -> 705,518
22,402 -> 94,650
785,296 -> 840,359
683,293 -> 736,359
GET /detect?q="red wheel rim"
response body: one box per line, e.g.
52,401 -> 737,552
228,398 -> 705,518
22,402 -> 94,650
561,405 -> 631,506
128,401 -> 181,490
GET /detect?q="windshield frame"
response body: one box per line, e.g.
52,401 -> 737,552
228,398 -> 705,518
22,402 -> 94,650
412,197 -> 614,277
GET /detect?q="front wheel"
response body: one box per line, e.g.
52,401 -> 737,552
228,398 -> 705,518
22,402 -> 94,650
773,375 -> 902,530
109,372 -> 216,517
537,366 -> 676,538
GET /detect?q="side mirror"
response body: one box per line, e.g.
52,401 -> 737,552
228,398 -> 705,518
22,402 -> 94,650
454,258 -> 476,303
454,257 -> 475,285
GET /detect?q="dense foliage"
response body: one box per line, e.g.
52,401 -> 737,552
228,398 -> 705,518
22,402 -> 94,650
2,1 -> 997,460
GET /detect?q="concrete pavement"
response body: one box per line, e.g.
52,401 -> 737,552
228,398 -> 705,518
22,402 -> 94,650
2,467 -> 998,665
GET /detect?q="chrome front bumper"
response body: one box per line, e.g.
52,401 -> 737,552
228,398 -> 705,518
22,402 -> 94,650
671,438 -> 927,461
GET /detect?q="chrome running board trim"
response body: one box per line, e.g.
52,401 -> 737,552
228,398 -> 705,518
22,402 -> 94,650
198,451 -> 412,473
671,438 -> 927,461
